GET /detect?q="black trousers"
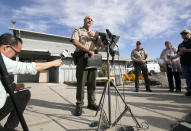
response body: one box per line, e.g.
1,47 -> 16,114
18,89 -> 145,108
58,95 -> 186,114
76,55 -> 97,106
166,65 -> 181,91
0,90 -> 31,129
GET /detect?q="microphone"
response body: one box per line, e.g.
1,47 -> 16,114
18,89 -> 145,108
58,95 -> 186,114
106,29 -> 112,38
60,49 -> 69,61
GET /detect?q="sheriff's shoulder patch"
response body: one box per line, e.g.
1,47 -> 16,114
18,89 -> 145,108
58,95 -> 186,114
74,29 -> 78,32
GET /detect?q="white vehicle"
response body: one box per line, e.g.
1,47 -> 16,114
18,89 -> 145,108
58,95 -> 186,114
147,62 -> 161,74
127,61 -> 161,74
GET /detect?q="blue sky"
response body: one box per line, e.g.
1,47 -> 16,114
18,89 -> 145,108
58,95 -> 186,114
0,0 -> 191,59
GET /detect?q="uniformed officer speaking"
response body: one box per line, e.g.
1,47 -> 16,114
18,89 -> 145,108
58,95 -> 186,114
131,41 -> 152,92
71,16 -> 101,116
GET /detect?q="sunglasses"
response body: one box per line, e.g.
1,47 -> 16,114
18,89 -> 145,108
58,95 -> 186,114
181,33 -> 189,35
10,46 -> 20,56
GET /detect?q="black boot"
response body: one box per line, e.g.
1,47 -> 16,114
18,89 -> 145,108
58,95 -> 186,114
146,89 -> 152,92
4,124 -> 18,131
74,106 -> 82,116
87,104 -> 100,111
185,92 -> 191,96
135,88 -> 139,92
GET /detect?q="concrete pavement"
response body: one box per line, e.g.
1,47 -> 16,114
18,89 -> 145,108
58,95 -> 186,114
1,82 -> 191,131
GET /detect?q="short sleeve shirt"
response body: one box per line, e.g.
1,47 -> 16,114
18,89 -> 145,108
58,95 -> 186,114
71,27 -> 96,52
131,48 -> 149,62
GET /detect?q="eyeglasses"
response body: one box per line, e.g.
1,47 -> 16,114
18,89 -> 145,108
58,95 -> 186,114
10,46 -> 20,56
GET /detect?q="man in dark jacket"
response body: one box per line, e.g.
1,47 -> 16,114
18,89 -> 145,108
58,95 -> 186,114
177,29 -> 191,96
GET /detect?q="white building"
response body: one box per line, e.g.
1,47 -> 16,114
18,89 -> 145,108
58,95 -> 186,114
10,28 -> 130,83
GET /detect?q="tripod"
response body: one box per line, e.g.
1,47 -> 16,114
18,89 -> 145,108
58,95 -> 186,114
95,46 -> 141,131
0,53 -> 29,131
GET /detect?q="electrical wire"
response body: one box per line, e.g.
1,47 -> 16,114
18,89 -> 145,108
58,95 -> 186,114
116,46 -> 126,100
113,47 -> 150,131
111,46 -> 128,130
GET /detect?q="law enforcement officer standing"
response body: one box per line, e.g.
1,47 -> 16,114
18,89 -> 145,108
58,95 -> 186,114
71,16 -> 101,116
131,41 -> 152,92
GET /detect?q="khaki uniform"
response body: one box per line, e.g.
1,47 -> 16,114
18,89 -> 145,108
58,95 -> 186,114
71,27 -> 99,107
131,48 -> 151,90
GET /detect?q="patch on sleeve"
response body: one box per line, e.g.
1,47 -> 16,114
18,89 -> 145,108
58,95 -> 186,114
74,29 -> 78,32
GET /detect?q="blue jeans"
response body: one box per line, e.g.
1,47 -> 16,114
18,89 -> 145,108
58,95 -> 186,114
181,65 -> 191,92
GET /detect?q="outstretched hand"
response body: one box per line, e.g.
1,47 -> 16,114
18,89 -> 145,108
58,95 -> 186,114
52,59 -> 62,67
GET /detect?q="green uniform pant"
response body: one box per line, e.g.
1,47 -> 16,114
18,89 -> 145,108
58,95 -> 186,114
134,62 -> 150,90
76,55 -> 97,107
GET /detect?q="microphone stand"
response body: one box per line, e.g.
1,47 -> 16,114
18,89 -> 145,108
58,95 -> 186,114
95,30 -> 141,130
0,53 -> 29,131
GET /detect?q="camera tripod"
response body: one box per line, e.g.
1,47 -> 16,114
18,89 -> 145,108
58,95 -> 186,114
95,46 -> 141,131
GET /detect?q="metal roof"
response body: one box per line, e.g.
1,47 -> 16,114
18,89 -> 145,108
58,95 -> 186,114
9,27 -> 71,39
9,28 -> 129,61
9,28 -> 74,57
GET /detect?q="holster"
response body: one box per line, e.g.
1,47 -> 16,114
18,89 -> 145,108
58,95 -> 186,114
71,51 -> 85,65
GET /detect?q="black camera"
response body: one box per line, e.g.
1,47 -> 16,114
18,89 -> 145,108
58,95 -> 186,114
97,29 -> 120,50
97,29 -> 120,61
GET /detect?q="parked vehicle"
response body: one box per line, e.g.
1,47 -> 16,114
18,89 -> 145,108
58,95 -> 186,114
147,62 -> 161,74
127,61 -> 161,74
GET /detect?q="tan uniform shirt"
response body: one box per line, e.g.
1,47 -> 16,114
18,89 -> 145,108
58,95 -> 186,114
131,48 -> 149,62
71,27 -> 96,52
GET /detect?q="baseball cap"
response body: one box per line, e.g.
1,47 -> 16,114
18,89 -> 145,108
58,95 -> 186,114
180,29 -> 191,35
136,41 -> 141,45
